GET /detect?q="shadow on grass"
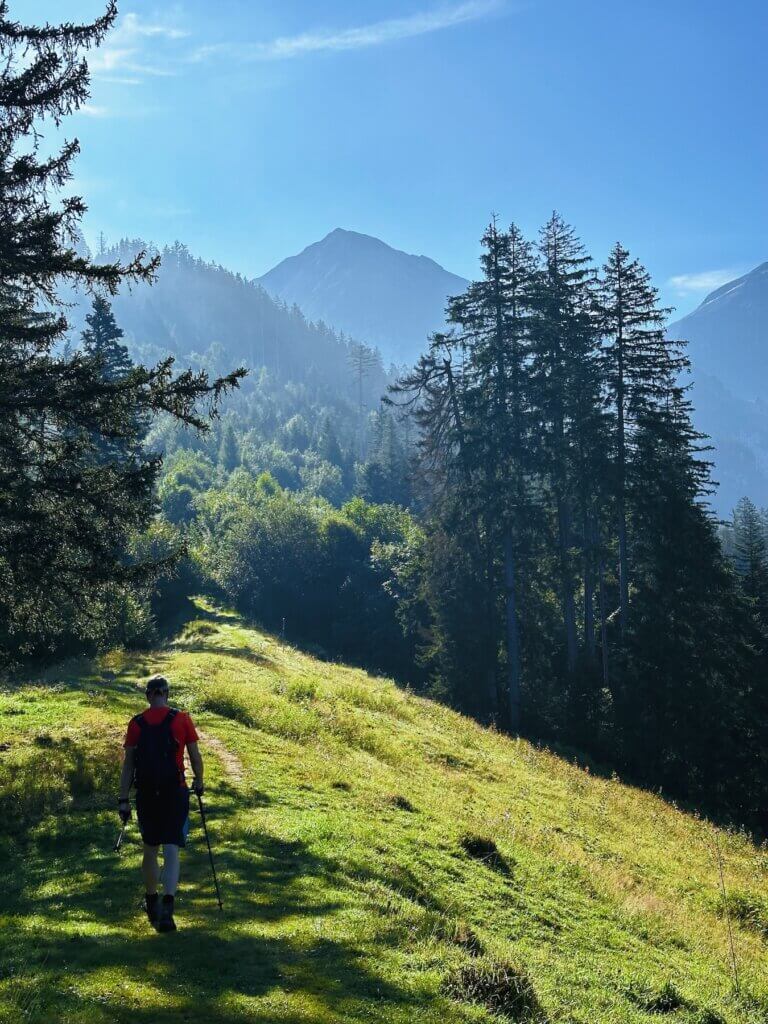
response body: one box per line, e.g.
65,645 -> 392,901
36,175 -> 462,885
0,800 -> 427,1024
170,639 -> 278,670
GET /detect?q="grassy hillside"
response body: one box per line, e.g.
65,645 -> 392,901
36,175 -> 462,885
1,601 -> 767,1024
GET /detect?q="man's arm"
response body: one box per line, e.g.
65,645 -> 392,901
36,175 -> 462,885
119,747 -> 135,801
188,741 -> 204,794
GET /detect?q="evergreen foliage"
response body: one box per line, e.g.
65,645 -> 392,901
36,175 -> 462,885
0,2 -> 243,660
731,496 -> 768,623
81,294 -> 133,381
218,422 -> 240,473
393,215 -> 768,827
597,243 -> 679,633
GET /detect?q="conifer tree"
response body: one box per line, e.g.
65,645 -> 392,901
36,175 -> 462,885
616,393 -> 756,804
597,244 -> 680,632
529,214 -> 599,672
732,496 -> 768,627
347,341 -> 379,460
81,294 -> 132,381
357,410 -> 411,506
317,415 -> 344,468
81,294 -> 144,464
391,335 -> 499,720
396,221 -> 538,727
219,423 -> 240,472
447,221 -> 530,726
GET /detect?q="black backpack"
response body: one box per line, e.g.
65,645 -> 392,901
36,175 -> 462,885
133,708 -> 180,792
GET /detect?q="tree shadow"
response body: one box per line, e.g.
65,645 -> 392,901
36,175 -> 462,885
0,804 -> 433,1024
169,639 -> 278,670
539,733 -> 768,845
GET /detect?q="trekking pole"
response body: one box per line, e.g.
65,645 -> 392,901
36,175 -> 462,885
113,824 -> 126,854
713,827 -> 740,996
196,792 -> 224,910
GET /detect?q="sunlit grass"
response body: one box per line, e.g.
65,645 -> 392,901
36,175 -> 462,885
0,598 -> 766,1022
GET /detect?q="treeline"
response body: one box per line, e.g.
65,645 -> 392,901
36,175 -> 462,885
151,362 -> 412,513
192,476 -> 419,678
390,217 -> 768,829
80,234 -> 414,509
18,289 -> 416,670
79,236 -> 395,400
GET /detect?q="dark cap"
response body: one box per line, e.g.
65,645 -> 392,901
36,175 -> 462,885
145,674 -> 169,696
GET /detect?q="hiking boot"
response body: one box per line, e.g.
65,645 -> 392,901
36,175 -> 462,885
144,892 -> 159,927
157,894 -> 177,933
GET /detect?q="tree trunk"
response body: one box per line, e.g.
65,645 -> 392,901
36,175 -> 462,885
583,512 -> 596,660
617,320 -> 629,633
597,539 -> 610,689
503,529 -> 522,733
557,495 -> 578,672
483,533 -> 500,720
617,506 -> 629,634
444,358 -> 498,723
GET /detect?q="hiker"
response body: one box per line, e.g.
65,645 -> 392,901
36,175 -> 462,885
118,674 -> 204,932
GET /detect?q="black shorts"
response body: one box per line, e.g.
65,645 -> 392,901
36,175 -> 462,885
135,786 -> 190,847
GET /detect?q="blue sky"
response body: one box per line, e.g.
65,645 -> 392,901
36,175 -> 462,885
19,0 -> 768,315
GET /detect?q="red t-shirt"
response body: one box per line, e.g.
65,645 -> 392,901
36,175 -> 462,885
124,707 -> 199,784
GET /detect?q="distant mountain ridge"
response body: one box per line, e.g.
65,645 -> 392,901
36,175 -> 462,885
69,234 -> 766,514
258,228 -> 468,365
669,261 -> 768,400
67,238 -> 389,402
668,261 -> 768,512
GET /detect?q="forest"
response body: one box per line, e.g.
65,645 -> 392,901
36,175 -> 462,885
1,1 -> 767,839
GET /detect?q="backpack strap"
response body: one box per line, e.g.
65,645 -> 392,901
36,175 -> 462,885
135,708 -> 178,730
159,707 -> 179,741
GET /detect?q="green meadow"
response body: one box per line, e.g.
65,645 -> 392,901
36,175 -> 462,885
1,601 -> 767,1024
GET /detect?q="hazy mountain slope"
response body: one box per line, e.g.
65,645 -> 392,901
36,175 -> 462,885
1,601 -> 767,1023
259,228 -> 469,365
68,240 -> 388,397
690,373 -> 768,512
670,262 -> 768,400
668,262 -> 768,512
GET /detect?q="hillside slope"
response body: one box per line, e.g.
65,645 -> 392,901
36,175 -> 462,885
68,241 -> 389,396
1,603 -> 767,1023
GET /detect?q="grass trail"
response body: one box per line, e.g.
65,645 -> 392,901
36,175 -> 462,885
1,600 -> 767,1023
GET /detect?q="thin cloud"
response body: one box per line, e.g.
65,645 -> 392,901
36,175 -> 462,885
79,103 -> 110,118
89,11 -> 188,81
191,0 -> 506,63
97,76 -> 143,86
669,269 -> 740,296
120,12 -> 189,41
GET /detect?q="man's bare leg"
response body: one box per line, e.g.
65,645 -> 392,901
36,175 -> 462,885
157,845 -> 180,932
161,844 -> 180,896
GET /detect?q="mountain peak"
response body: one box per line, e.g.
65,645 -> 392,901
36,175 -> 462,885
258,230 -> 468,364
670,257 -> 768,348
694,260 -> 768,310
317,228 -> 445,271
317,227 -> 396,254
